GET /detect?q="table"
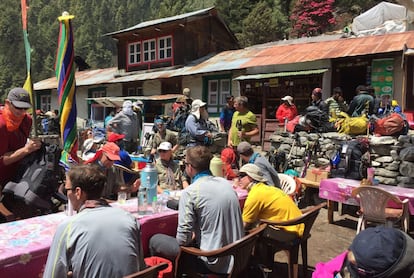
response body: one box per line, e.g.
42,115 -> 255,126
319,178 -> 414,223
0,189 -> 247,278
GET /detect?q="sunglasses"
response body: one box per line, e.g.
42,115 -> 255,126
238,173 -> 248,178
11,103 -> 28,111
159,149 -> 169,153
184,162 -> 192,167
63,187 -> 74,195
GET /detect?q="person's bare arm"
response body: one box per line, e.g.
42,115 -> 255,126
2,138 -> 41,166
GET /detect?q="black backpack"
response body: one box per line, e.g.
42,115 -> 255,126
330,139 -> 370,180
173,105 -> 191,132
3,142 -> 65,210
304,106 -> 335,133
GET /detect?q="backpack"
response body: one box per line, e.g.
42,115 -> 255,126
330,139 -> 370,180
304,106 -> 335,133
3,142 -> 64,210
335,112 -> 368,135
373,112 -> 408,136
173,104 -> 190,132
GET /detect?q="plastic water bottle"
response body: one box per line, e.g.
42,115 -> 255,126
152,196 -> 158,213
137,187 -> 147,215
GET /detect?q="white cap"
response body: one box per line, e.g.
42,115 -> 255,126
158,141 -> 172,151
281,96 -> 293,105
191,99 -> 207,119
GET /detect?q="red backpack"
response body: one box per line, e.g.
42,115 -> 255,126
373,113 -> 406,136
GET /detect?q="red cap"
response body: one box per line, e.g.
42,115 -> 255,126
108,133 -> 125,143
100,142 -> 121,161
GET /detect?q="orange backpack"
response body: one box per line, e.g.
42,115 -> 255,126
373,113 -> 406,136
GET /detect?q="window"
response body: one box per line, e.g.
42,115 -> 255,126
40,95 -> 51,112
89,88 -> 107,125
128,42 -> 141,64
158,36 -> 172,60
205,76 -> 232,114
143,39 -> 156,62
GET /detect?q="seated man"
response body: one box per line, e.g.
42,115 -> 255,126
184,99 -> 214,147
237,141 -> 280,188
43,164 -> 145,277
84,142 -> 140,199
155,142 -> 188,192
149,146 -> 243,274
150,119 -> 179,155
313,226 -> 414,278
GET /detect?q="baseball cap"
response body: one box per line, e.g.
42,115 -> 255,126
158,141 -> 172,151
107,133 -> 125,143
348,226 -> 406,277
281,95 -> 293,105
100,142 -> 121,161
239,164 -> 267,182
191,99 -> 207,119
237,141 -> 253,155
8,87 -> 31,109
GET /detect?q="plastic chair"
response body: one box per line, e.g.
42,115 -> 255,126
123,262 -> 169,278
175,224 -> 267,278
279,173 -> 297,196
351,186 -> 410,234
259,202 -> 326,278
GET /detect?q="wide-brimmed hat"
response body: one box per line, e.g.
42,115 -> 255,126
100,142 -> 121,161
239,163 -> 267,182
8,87 -> 31,109
281,95 -> 293,105
191,99 -> 207,119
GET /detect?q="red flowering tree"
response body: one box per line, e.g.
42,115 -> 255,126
290,0 -> 336,38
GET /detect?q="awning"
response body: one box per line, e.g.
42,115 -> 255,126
85,94 -> 182,107
233,69 -> 329,81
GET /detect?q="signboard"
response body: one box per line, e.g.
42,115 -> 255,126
371,58 -> 394,97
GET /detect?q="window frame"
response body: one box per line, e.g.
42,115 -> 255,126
202,74 -> 233,116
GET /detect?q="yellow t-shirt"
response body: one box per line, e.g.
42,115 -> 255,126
242,182 -> 304,235
229,110 -> 257,146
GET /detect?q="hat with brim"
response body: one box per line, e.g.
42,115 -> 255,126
158,141 -> 172,151
239,163 -> 267,182
281,96 -> 293,105
100,142 -> 121,161
191,99 -> 207,119
237,141 -> 253,155
8,87 -> 31,109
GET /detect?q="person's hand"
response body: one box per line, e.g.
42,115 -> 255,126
26,138 -> 42,153
227,140 -> 233,148
131,179 -> 141,193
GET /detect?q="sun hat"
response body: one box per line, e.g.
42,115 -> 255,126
239,163 -> 267,182
8,87 -> 31,109
237,141 -> 253,155
348,226 -> 406,277
158,141 -> 172,151
100,142 -> 121,161
107,133 -> 125,143
281,95 -> 293,105
191,99 -> 207,119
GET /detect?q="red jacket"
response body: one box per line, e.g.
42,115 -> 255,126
275,103 -> 298,123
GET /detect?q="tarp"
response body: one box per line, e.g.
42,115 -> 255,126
352,2 -> 407,34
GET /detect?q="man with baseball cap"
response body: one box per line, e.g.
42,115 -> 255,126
0,88 -> 42,220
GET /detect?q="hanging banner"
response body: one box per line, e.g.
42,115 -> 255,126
371,58 -> 394,97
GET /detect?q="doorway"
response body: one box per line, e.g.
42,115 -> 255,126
335,65 -> 368,103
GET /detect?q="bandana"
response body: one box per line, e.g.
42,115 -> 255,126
3,105 -> 25,131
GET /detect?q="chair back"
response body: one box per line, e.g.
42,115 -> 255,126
351,186 -> 405,223
279,174 -> 297,196
123,262 -> 169,278
175,224 -> 266,277
113,163 -> 140,190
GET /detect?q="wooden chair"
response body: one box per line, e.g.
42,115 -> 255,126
123,262 -> 169,278
259,202 -> 326,278
351,186 -> 410,234
175,224 -> 267,278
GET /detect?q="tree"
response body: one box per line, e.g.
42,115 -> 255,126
289,0 -> 336,38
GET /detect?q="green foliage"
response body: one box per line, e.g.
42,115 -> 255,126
0,0 -> 396,99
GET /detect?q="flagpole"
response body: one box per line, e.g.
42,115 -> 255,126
20,0 -> 37,136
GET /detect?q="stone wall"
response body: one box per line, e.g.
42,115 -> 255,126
269,131 -> 414,188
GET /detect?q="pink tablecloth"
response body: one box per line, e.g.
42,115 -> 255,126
0,188 -> 247,278
319,178 -> 414,214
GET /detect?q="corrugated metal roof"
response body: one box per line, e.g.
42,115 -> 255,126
34,31 -> 414,91
234,69 -> 328,80
105,7 -> 215,36
85,94 -> 182,107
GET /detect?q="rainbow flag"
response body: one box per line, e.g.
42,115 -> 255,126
55,12 -> 79,169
